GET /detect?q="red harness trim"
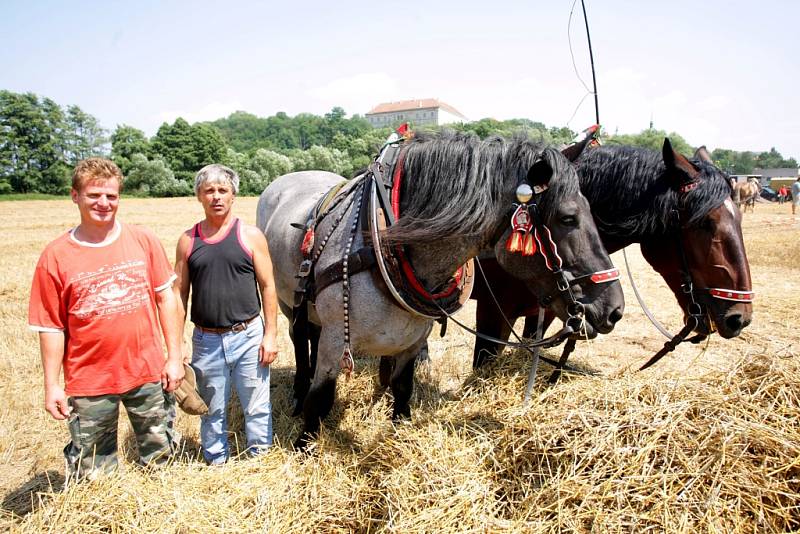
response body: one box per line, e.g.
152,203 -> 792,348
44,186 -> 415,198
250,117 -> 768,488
391,149 -> 463,300
708,288 -> 755,302
533,225 -> 563,271
590,268 -> 621,283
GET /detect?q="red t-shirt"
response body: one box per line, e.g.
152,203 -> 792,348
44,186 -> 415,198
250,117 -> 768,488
28,222 -> 176,396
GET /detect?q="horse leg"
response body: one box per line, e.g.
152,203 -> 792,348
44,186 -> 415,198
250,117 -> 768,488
309,322 -> 320,382
390,334 -> 429,420
295,332 -> 340,451
521,308 -> 556,339
472,295 -> 508,368
378,356 -> 394,389
289,308 -> 312,417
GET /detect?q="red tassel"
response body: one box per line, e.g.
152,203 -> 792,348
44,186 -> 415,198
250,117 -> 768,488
300,229 -> 315,256
522,232 -> 536,256
506,231 -> 523,253
341,347 -> 354,379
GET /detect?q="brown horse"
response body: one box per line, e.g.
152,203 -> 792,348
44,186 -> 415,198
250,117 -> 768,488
472,139 -> 754,368
733,179 -> 760,213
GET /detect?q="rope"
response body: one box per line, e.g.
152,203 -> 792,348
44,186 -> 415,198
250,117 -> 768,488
622,247 -> 673,340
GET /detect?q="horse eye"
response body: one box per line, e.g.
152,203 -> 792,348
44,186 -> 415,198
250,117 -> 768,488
560,215 -> 578,226
692,219 -> 714,232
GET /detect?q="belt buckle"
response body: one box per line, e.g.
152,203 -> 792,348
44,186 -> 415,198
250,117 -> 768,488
297,259 -> 313,278
231,321 -> 247,333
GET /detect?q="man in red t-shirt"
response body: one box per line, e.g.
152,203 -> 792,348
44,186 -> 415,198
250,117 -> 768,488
28,158 -> 184,482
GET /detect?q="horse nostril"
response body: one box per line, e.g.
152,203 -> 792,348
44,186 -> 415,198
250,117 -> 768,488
725,313 -> 744,333
609,307 -> 623,324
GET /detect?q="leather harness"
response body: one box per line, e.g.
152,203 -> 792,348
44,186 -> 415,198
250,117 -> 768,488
290,141 -> 474,351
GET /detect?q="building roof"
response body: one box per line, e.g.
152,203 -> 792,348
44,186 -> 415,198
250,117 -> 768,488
366,98 -> 467,119
753,167 -> 799,177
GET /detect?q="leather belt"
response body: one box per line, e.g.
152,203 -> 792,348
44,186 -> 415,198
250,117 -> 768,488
197,315 -> 260,334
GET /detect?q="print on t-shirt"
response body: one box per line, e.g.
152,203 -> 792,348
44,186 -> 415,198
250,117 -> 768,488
72,259 -> 150,320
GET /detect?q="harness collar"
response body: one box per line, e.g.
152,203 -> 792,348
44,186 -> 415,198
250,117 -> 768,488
390,146 -> 464,301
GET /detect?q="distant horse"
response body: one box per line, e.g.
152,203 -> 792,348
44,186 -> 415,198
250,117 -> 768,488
733,179 -> 760,213
472,140 -> 754,368
258,131 -> 624,448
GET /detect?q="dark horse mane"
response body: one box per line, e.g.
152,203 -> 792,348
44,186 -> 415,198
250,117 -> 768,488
384,130 -> 579,244
577,144 -> 734,237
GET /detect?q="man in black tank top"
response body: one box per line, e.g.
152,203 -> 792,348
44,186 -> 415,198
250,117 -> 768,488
174,164 -> 279,465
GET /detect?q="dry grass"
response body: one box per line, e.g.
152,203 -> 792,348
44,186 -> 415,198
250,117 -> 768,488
2,197 -> 799,533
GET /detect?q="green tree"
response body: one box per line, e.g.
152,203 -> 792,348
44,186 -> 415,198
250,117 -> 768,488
0,91 -> 70,194
111,125 -> 150,175
220,147 -> 249,179
605,128 -> 693,156
753,147 -> 798,170
239,148 -> 293,194
64,105 -> 107,164
150,118 -> 227,184
285,148 -> 315,171
150,118 -> 194,179
125,154 -> 191,196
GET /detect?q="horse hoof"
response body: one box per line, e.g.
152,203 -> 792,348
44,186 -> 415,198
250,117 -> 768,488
293,434 -> 311,452
391,407 -> 411,421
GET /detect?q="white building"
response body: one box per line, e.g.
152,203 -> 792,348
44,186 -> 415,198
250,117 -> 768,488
365,98 -> 468,128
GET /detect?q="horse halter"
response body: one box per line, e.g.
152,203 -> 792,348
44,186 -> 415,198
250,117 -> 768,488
639,194 -> 755,371
673,202 -> 755,308
676,180 -> 755,304
506,180 -> 620,332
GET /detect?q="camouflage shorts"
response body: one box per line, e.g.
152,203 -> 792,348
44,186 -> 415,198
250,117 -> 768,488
64,381 -> 180,483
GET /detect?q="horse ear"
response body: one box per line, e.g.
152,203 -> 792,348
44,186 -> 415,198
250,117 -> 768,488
527,158 -> 553,189
694,145 -> 713,164
561,124 -> 599,162
662,138 -> 699,187
561,135 -> 592,163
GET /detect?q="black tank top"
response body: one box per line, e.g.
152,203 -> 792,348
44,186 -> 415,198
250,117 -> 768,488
188,218 -> 261,328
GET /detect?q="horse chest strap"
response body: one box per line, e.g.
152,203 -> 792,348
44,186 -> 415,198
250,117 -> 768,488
314,247 -> 377,299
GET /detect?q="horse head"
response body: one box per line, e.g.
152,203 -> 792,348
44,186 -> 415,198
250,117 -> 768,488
640,139 -> 753,339
494,143 -> 625,338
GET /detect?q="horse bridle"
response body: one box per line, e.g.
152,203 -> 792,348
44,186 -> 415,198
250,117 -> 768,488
506,181 -> 620,336
639,188 -> 755,370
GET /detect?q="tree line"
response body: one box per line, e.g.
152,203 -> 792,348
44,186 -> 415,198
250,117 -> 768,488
1,89 -> 796,196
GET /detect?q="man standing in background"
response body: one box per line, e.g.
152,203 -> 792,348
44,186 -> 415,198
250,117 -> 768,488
174,164 -> 278,465
28,158 -> 184,482
792,177 -> 800,216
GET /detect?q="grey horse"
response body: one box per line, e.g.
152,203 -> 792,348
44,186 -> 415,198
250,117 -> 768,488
257,131 -> 624,449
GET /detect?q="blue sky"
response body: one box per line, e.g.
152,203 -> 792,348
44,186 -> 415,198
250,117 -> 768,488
2,0 -> 798,160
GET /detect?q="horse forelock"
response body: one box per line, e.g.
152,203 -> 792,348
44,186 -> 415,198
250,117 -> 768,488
681,159 -> 736,228
383,131 -> 577,244
530,145 -> 581,222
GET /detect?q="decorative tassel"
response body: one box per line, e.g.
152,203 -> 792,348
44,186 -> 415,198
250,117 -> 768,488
506,204 -> 533,254
506,230 -> 524,253
522,232 -> 537,256
341,347 -> 354,379
300,229 -> 315,256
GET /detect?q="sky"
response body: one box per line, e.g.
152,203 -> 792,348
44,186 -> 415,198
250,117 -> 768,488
2,0 -> 799,160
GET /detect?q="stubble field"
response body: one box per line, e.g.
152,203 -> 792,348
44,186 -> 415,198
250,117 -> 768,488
1,196 -> 799,532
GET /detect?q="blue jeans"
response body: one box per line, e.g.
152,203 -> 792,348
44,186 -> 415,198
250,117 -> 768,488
191,318 -> 272,464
